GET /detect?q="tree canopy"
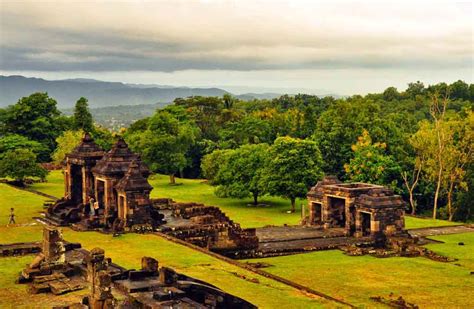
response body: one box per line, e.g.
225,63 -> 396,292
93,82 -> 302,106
263,137 -> 324,212
0,148 -> 48,185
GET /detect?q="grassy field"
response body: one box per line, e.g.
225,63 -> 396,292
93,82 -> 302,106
244,234 -> 474,308
0,181 -> 332,308
1,174 -> 473,308
0,183 -> 48,225
29,170 -> 64,198
30,171 -> 461,229
425,233 -> 474,270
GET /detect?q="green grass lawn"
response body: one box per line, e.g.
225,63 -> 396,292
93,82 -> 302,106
425,233 -> 474,270
0,183 -> 48,225
404,215 -> 461,229
1,173 -> 473,308
29,169 -> 65,198
244,240 -> 474,308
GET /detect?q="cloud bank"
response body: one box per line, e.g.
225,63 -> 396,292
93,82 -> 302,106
0,0 -> 472,93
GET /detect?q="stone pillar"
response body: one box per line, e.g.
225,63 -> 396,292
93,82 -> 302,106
65,163 -> 71,199
82,166 -> 88,205
322,195 -> 330,229
141,256 -> 159,274
354,211 -> 362,238
42,227 -> 65,264
308,202 -> 314,225
86,248 -> 114,309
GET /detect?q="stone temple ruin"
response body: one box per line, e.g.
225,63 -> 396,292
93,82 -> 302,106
17,227 -> 256,308
305,176 -> 406,241
46,133 -> 162,230
45,133 -> 258,256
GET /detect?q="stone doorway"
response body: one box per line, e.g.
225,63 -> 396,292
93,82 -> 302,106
118,195 -> 126,219
311,202 -> 322,224
361,212 -> 371,236
96,180 -> 106,211
70,164 -> 83,204
328,196 -> 346,227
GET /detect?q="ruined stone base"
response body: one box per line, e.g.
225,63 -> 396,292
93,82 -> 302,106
14,227 -> 256,309
341,234 -> 456,262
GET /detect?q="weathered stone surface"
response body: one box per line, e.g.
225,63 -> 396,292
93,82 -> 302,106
306,176 -> 406,240
15,229 -> 256,308
47,134 -> 163,231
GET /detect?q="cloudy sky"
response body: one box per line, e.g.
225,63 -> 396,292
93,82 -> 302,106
0,0 -> 472,94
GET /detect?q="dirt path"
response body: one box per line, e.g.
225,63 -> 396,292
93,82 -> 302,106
408,225 -> 474,238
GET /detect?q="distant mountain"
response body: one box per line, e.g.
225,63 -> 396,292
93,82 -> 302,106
0,75 -> 230,108
235,93 -> 283,100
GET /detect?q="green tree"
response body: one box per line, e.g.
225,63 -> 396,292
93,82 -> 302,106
449,80 -> 470,101
126,110 -> 199,184
73,97 -> 93,132
263,137 -> 324,212
313,98 -> 386,177
214,144 -> 269,205
91,125 -> 114,151
344,130 -> 400,186
201,149 -> 233,184
442,111 -> 473,220
51,130 -> 84,165
174,96 -> 224,140
383,87 -> 401,101
0,134 -> 48,161
401,131 -> 429,215
405,81 -> 425,99
0,148 -> 48,186
0,92 -> 64,158
218,116 -> 272,148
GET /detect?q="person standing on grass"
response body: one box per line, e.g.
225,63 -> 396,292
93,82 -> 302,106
8,208 -> 16,225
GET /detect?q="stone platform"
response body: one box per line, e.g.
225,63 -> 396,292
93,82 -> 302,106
253,225 -> 374,257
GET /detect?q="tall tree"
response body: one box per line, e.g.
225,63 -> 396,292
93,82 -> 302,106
428,92 -> 449,219
0,134 -> 48,162
0,148 -> 48,186
0,92 -> 64,157
52,130 -> 84,165
263,137 -> 324,212
443,112 -> 473,220
126,110 -> 198,184
344,129 -> 400,187
402,132 -> 429,215
201,149 -> 233,184
214,144 -> 269,205
73,97 -> 93,132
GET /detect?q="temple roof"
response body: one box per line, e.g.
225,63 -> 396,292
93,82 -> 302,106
356,188 -> 405,209
115,161 -> 153,192
307,176 -> 341,198
67,132 -> 104,159
92,138 -> 150,177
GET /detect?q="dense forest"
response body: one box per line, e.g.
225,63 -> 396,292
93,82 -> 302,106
0,80 -> 472,221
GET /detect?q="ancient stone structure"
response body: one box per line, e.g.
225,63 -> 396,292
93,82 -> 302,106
153,199 -> 259,257
16,227 -> 256,308
45,133 -> 257,256
306,176 -> 406,240
17,227 -> 85,295
83,248 -> 115,309
46,133 -> 163,230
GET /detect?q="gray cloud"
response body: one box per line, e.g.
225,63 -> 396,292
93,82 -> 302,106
0,1 -> 472,77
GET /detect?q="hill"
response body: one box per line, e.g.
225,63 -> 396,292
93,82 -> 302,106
0,75 -> 230,108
